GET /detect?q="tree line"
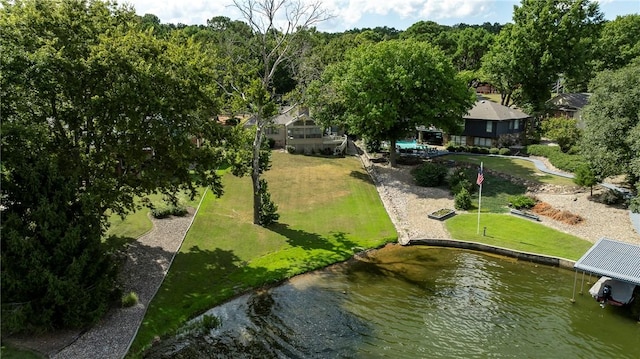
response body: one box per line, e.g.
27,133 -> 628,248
1,0 -> 639,334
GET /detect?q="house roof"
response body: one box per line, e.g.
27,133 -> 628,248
244,106 -> 295,127
464,100 -> 530,121
574,237 -> 640,286
547,93 -> 591,111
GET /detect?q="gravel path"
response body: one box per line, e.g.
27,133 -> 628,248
51,210 -> 196,359
10,207 -> 198,358
361,153 -> 640,246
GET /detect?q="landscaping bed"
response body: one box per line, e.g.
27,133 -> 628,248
428,208 -> 456,221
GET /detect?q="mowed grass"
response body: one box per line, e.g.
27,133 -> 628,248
128,152 -> 396,356
443,154 -> 576,187
105,189 -> 205,239
446,213 -> 592,260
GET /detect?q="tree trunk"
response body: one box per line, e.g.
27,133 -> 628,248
389,138 -> 398,167
252,115 -> 264,225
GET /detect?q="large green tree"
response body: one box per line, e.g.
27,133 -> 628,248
594,14 -> 640,72
311,40 -> 474,167
1,0 -> 225,332
581,59 -> 640,210
483,0 -> 603,113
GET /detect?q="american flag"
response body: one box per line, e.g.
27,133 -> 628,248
476,166 -> 484,186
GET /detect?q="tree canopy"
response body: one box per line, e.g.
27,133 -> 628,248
580,59 -> 640,204
482,0 -> 603,113
311,39 -> 474,166
1,0 -> 226,332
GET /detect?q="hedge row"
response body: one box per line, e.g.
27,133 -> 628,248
525,145 -> 587,173
446,144 -> 511,156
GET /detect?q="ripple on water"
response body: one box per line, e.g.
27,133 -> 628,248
145,247 -> 640,359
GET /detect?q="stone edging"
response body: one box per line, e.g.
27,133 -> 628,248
405,238 -> 576,269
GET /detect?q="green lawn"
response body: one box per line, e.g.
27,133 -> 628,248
105,189 -> 206,239
443,154 -> 576,187
128,152 -> 397,356
446,213 -> 592,260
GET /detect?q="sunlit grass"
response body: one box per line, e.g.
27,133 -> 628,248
443,154 -> 576,187
128,152 -> 396,356
446,213 -> 592,260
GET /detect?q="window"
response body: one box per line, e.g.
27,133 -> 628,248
473,137 -> 493,147
306,127 -> 322,138
291,128 -> 305,139
514,120 -> 520,130
450,135 -> 466,146
486,121 -> 493,133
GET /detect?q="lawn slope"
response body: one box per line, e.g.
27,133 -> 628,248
129,152 -> 396,356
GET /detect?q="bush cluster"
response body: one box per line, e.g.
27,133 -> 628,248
597,189 -> 625,205
151,203 -> 188,219
445,144 -> 512,156
454,187 -> 472,210
448,167 -> 476,195
411,162 -> 448,187
509,195 -> 537,209
526,145 -> 587,173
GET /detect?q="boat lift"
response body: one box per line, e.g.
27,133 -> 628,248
571,238 -> 640,317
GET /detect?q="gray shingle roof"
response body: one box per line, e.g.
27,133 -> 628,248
547,93 -> 591,110
574,237 -> 640,286
464,100 -> 530,121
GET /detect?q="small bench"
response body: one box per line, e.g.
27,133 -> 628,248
510,209 -> 540,221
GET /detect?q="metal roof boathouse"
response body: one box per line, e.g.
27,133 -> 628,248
571,238 -> 640,315
574,238 -> 640,286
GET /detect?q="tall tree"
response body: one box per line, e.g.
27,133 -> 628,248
594,14 -> 640,72
581,59 -> 640,209
312,40 -> 474,167
1,0 -> 225,332
451,27 -> 494,72
227,0 -> 330,225
480,24 -> 519,107
511,0 -> 603,112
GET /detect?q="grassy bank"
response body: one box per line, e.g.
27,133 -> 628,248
445,213 -> 592,260
128,152 -> 397,356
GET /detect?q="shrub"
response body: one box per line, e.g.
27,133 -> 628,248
411,162 -> 448,187
479,147 -> 490,154
122,292 -> 139,307
599,189 -> 624,205
151,203 -> 188,219
285,145 -> 296,154
489,147 -> 500,154
446,144 -> 457,152
509,195 -> 536,209
526,145 -> 587,173
258,179 -> 279,226
454,187 -> 472,210
448,168 -> 475,194
498,148 -> 511,156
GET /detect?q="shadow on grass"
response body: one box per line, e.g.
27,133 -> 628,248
349,170 -> 374,184
269,223 -> 359,257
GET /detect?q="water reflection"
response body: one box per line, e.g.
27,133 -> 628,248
145,246 -> 640,358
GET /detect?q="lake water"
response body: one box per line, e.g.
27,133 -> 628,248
145,246 -> 640,358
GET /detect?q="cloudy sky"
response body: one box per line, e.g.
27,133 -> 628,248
122,0 -> 639,32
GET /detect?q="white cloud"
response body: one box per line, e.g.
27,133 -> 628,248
321,0 -> 492,25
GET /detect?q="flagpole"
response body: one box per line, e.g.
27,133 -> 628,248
477,162 -> 483,235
